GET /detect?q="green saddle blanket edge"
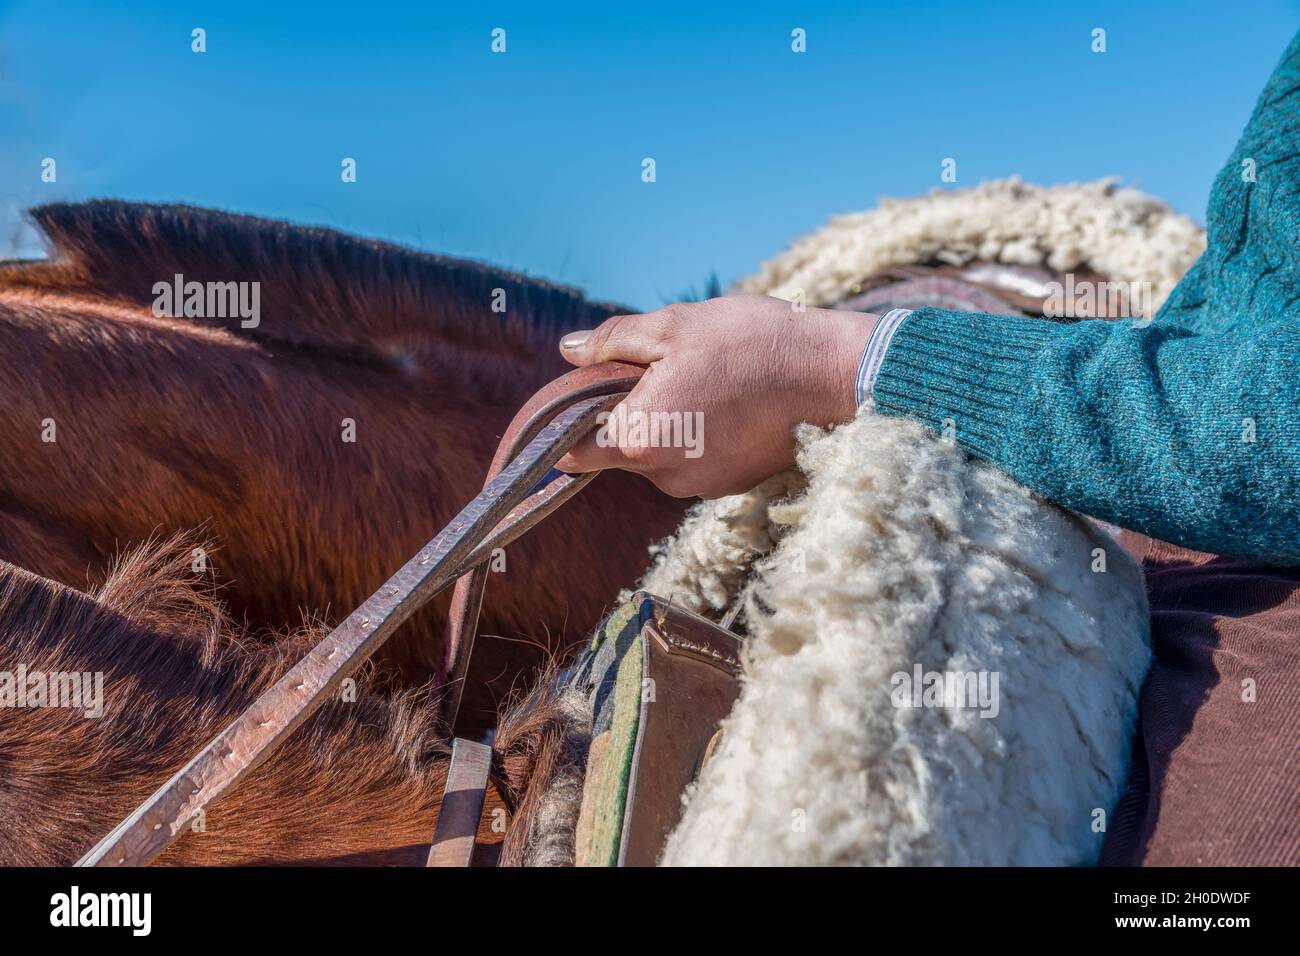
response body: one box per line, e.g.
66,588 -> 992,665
573,597 -> 648,867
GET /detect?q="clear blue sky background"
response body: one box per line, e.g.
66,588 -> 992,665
2,0 -> 1297,309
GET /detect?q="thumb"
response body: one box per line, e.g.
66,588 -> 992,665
559,312 -> 668,367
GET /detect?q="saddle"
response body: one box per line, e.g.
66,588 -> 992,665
80,361 -> 744,868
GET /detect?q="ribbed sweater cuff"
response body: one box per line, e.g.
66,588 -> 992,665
872,306 -> 1062,462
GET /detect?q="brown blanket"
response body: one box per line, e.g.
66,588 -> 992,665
1102,532 -> 1299,866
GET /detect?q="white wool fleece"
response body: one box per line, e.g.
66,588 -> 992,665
734,177 -> 1205,318
654,409 -> 1150,866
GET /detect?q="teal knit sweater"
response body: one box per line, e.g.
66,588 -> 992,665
874,31 -> 1300,565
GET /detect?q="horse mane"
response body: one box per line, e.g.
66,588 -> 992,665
0,533 -> 581,865
0,535 -> 457,865
0,200 -> 622,366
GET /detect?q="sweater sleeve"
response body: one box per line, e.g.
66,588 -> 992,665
872,30 -> 1300,564
872,309 -> 1300,563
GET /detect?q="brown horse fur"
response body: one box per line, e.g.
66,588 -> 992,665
0,201 -> 685,730
0,535 -> 581,866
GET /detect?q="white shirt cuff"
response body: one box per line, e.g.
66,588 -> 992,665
854,308 -> 913,406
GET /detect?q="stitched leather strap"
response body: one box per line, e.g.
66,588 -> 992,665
439,361 -> 644,732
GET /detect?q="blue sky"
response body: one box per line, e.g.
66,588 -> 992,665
2,1 -> 1297,309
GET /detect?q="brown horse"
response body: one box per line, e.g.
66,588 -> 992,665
0,201 -> 685,729
0,537 -> 578,865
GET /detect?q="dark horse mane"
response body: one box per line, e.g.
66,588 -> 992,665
1,200 -> 624,370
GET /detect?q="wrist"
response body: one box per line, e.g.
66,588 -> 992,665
815,308 -> 878,425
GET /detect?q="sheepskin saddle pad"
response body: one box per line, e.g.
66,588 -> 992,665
639,177 -> 1201,866
532,178 -> 1199,866
640,410 -> 1151,866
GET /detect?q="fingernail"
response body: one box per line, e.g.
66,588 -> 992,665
560,330 -> 592,350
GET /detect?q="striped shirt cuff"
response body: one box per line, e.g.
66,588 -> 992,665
854,308 -> 913,406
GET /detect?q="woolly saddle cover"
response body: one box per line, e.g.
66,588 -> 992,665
641,410 -> 1151,865
573,179 -> 1204,866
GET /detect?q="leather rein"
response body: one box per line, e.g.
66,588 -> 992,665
77,362 -> 644,868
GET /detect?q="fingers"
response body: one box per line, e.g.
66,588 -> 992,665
554,428 -> 637,475
554,390 -> 641,473
557,430 -> 695,499
559,308 -> 674,367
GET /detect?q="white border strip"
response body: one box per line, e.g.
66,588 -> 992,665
855,308 -> 913,406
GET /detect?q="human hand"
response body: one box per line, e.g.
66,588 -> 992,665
555,295 -> 876,498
